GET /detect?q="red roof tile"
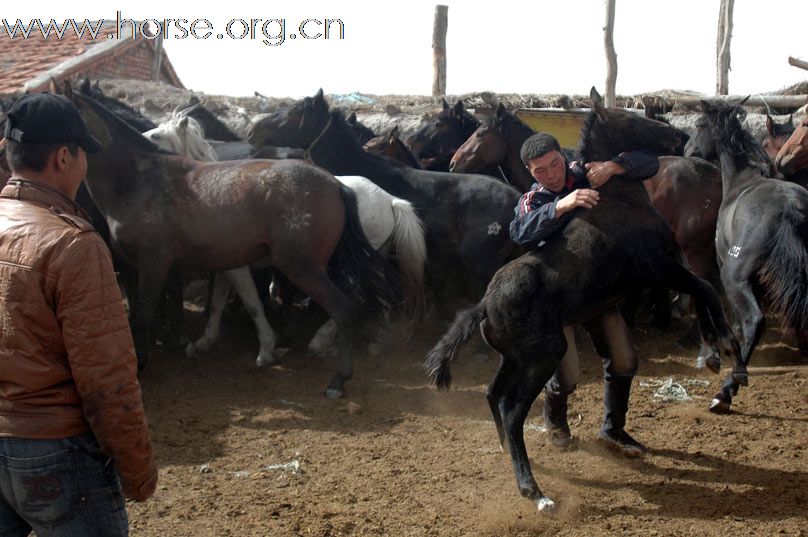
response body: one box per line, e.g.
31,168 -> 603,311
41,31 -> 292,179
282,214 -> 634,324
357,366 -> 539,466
0,20 -> 183,95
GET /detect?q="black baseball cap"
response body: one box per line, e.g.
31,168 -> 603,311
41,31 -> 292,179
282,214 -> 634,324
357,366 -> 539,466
3,92 -> 101,154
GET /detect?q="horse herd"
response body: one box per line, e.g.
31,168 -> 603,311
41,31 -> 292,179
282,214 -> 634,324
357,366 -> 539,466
2,80 -> 808,513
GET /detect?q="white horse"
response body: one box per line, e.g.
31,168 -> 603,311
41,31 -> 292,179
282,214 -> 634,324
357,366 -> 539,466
144,112 -> 427,361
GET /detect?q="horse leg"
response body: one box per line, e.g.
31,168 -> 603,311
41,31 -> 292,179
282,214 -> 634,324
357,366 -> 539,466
280,266 -> 360,399
484,355 -> 513,452
496,354 -> 561,512
133,260 -> 171,372
154,267 -> 186,349
186,272 -> 231,359
223,266 -> 279,367
307,319 -> 338,357
710,277 -> 765,413
652,259 -> 742,380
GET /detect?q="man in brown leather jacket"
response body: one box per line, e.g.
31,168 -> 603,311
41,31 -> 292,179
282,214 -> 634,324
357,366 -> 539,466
0,93 -> 156,536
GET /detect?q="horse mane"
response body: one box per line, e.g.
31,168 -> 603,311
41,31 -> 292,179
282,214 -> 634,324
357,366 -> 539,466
316,111 -> 410,171
76,91 -> 167,154
159,108 -> 219,161
708,103 -> 777,177
81,80 -> 156,132
577,112 -> 605,162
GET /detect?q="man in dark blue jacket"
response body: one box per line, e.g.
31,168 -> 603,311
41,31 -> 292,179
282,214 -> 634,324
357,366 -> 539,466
510,132 -> 660,457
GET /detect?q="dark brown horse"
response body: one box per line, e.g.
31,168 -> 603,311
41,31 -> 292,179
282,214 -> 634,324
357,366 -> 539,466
449,103 -> 536,192
775,115 -> 808,180
405,99 -> 480,171
363,126 -> 422,169
760,114 -> 795,162
65,84 -> 399,399
425,88 -> 742,512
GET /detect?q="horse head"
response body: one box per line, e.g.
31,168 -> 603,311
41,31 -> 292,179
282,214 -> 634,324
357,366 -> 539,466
307,111 -> 366,175
775,116 -> 808,177
581,87 -> 685,162
405,98 -> 480,170
685,100 -> 776,177
247,88 -> 329,148
346,112 -> 376,145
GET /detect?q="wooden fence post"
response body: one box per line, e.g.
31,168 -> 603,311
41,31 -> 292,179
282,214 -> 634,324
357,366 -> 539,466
432,5 -> 448,97
603,0 -> 618,107
716,0 -> 735,95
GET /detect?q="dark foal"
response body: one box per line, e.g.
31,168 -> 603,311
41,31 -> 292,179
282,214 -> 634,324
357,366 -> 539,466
363,126 -> 422,169
686,100 -> 808,412
425,88 -> 743,512
67,85 -> 399,399
405,98 -> 480,171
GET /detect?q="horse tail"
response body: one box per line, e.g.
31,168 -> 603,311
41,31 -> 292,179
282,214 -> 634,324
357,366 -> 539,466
389,197 -> 427,312
758,205 -> 808,334
425,305 -> 485,389
329,186 -> 401,323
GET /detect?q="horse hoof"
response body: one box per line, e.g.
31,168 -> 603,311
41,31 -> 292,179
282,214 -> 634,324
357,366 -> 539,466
536,497 -> 556,512
324,388 -> 344,400
705,356 -> 721,374
256,352 -> 277,368
708,398 -> 732,414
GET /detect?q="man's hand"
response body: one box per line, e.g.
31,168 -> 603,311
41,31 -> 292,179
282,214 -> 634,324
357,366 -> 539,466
556,188 -> 599,217
585,161 -> 625,188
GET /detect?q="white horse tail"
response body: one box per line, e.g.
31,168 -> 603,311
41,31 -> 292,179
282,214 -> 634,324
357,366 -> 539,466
389,197 -> 427,311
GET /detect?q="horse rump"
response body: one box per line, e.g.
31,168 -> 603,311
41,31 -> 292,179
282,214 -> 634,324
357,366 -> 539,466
424,305 -> 485,389
328,185 -> 402,325
758,204 -> 808,335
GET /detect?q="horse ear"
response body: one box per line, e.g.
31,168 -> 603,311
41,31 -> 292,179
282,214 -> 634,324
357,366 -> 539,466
62,80 -> 73,100
48,77 -> 59,94
313,88 -> 325,104
390,125 -> 400,139
495,102 -> 506,118
699,99 -> 713,112
80,78 -> 91,94
178,116 -> 189,130
442,99 -> 450,111
347,112 -> 357,125
589,87 -> 607,120
453,100 -> 465,117
766,115 -> 775,136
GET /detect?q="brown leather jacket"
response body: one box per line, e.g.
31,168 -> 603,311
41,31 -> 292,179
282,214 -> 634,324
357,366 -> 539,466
0,179 -> 157,501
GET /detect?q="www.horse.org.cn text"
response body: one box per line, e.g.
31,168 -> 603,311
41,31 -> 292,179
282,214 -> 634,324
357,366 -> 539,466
1,11 -> 345,47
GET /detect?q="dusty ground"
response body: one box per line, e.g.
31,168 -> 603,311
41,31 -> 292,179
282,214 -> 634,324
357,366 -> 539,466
126,309 -> 808,537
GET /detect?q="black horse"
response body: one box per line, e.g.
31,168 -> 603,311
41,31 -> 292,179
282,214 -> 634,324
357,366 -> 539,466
181,95 -> 242,142
405,98 -> 480,171
247,89 -> 376,149
78,78 -> 156,132
305,110 -> 521,308
685,100 -> 808,412
424,88 -> 743,513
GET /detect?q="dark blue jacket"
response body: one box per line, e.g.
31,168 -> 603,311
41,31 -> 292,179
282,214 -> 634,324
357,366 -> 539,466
509,151 -> 660,247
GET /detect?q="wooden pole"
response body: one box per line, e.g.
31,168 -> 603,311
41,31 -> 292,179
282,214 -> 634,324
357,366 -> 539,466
603,0 -> 618,107
151,24 -> 164,82
715,0 -> 735,95
432,5 -> 448,97
641,93 -> 808,111
788,56 -> 808,72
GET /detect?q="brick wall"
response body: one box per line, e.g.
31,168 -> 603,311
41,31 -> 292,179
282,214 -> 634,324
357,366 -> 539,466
78,41 -> 176,85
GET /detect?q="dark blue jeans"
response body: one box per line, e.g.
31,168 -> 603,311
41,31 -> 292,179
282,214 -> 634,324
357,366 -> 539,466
0,432 -> 128,536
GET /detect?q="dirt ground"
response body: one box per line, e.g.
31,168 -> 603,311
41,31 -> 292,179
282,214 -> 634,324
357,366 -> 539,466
126,308 -> 808,537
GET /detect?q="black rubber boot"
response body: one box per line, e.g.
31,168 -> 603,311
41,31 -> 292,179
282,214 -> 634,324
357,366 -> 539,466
598,376 -> 646,457
543,390 -> 573,449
